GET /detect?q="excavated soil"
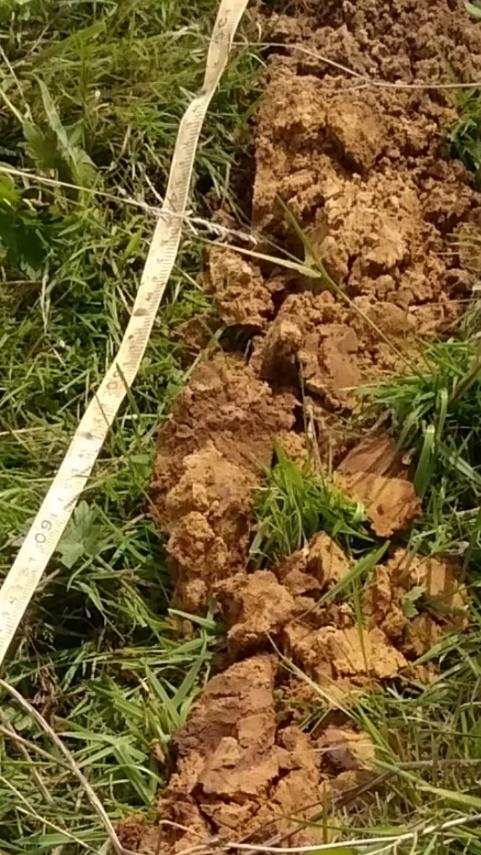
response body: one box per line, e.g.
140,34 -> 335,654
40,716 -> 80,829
150,354 -> 296,611
121,1 -> 481,851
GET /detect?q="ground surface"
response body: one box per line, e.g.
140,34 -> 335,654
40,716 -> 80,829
3,1 -> 481,854
129,1 -> 481,852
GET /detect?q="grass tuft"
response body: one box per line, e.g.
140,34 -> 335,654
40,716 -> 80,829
361,325 -> 481,564
449,87 -> 481,183
250,448 -> 373,565
3,2 -> 481,853
0,0 -> 261,849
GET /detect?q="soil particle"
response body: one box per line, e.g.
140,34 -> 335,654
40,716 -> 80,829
275,428 -> 309,463
276,532 -> 352,594
167,654 -> 279,841
128,654 -> 380,853
325,94 -> 386,172
214,536 -> 356,659
152,354 -> 296,504
338,431 -> 406,478
318,726 -> 376,771
265,1 -> 481,87
278,565 -> 323,599
337,472 -> 421,536
116,815 -> 150,850
173,313 -> 217,362
165,452 -> 256,610
208,532 -> 467,704
307,532 -> 352,586
151,354 -> 296,609
363,548 -> 469,658
278,676 -> 327,726
283,622 -> 408,691
318,168 -> 424,286
214,570 -> 296,655
258,538 -> 463,690
166,448 -> 257,610
244,1 -> 481,378
252,290 -> 410,409
132,655 -> 329,853
207,247 -> 280,330
253,66 -> 473,267
130,547 -> 466,852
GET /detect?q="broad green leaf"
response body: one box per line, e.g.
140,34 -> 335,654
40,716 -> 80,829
0,175 -> 21,206
23,121 -> 58,171
0,202 -> 55,274
56,501 -> 102,568
24,83 -> 97,187
57,540 -> 85,569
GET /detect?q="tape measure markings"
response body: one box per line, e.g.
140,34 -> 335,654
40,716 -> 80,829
0,0 -> 250,666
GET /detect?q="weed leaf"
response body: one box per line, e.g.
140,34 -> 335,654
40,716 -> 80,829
56,501 -> 100,568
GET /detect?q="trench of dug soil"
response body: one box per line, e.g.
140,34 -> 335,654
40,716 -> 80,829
119,1 -> 481,851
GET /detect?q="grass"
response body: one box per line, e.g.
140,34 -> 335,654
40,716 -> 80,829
3,2 -> 481,854
361,316 -> 481,565
275,622 -> 481,852
336,319 -> 481,849
250,448 -> 374,565
333,647 -> 481,851
344,622 -> 481,850
449,86 -> 481,184
248,314 -> 481,851
0,0 -> 261,850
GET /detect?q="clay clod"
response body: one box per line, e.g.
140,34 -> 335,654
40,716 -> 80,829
338,432 -> 405,478
363,548 -> 469,658
207,248 -> 279,330
318,726 -> 376,771
338,471 -> 421,537
214,570 -> 296,655
151,355 -> 296,609
124,656 -> 329,852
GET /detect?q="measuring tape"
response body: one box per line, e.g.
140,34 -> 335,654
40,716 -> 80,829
0,0 -> 250,667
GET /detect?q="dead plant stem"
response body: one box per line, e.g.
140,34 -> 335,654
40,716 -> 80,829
0,679 -> 138,855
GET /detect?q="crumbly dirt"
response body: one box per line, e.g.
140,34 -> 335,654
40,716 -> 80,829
214,570 -> 296,656
151,353 -> 295,610
119,655 -> 375,854
362,548 -> 469,658
275,540 -> 467,690
276,532 -> 352,592
336,471 -> 421,536
227,0 -> 481,414
137,1 -> 478,850
318,726 -> 376,771
271,537 -> 463,692
337,430 -> 408,478
207,247 -> 282,330
123,531 -> 469,852
250,290 -> 413,409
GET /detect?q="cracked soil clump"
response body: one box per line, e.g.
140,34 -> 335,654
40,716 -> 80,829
121,655 -> 374,854
219,0 -> 481,410
151,354 -> 295,610
135,1 -> 478,851
120,538 -> 468,852
250,74 -> 479,366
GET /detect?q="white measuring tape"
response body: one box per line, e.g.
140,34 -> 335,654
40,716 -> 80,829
0,0 -> 250,667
